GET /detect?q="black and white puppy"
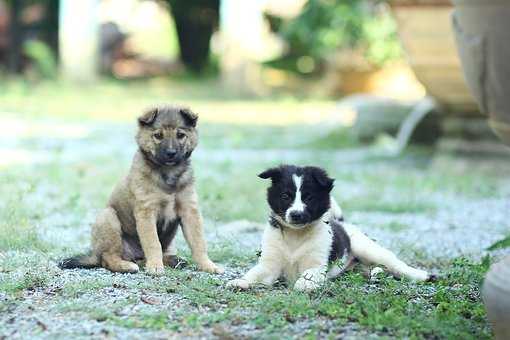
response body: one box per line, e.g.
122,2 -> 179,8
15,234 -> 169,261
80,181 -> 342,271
227,165 -> 431,292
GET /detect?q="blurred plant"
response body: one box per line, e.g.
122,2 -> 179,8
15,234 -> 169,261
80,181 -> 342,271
164,0 -> 220,73
265,0 -> 401,75
23,40 -> 57,78
487,235 -> 510,251
2,0 -> 59,74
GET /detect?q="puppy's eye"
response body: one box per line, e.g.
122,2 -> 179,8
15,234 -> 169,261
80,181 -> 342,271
177,132 -> 186,140
302,193 -> 311,201
281,193 -> 291,200
153,132 -> 164,140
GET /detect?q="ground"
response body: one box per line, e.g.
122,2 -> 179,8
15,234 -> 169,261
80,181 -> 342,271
0,80 -> 509,339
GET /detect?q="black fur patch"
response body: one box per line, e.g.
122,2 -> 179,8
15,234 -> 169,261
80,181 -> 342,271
269,215 -> 281,229
179,108 -> 198,127
328,218 -> 351,264
259,165 -> 334,226
121,218 -> 180,261
122,233 -> 145,261
157,217 -> 181,251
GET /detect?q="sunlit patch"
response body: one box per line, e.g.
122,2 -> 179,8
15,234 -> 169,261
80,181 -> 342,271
0,148 -> 50,167
193,102 -> 353,126
0,117 -> 93,167
0,117 -> 90,140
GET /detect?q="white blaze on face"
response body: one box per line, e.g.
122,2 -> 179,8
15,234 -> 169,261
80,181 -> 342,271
286,174 -> 306,222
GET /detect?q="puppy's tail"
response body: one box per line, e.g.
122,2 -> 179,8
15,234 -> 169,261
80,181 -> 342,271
58,252 -> 100,269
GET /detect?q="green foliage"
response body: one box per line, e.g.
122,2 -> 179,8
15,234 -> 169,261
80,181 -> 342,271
487,234 -> 510,251
0,256 -> 58,294
0,176 -> 49,252
362,10 -> 402,66
23,40 -> 58,79
267,0 -> 402,74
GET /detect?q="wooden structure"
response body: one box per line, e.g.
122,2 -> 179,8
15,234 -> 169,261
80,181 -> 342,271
391,0 -> 480,113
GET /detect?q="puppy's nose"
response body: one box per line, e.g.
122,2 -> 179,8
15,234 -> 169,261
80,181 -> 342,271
165,150 -> 177,159
289,211 -> 304,223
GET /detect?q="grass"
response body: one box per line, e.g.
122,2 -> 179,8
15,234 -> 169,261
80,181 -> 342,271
1,255 -> 491,338
379,221 -> 409,232
1,78 -> 509,338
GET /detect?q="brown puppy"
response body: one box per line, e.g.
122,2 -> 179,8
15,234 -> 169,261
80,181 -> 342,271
60,106 -> 223,275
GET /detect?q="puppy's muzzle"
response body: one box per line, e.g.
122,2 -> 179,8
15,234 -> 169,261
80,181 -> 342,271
165,149 -> 178,160
158,148 -> 182,165
288,211 -> 306,224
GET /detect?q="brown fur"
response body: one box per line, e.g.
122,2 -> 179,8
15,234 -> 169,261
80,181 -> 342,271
59,106 -> 223,275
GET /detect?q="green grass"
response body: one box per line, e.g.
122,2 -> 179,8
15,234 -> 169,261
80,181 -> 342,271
0,78 -> 334,123
378,221 -> 409,232
0,176 -> 50,252
0,78 -> 508,338
15,257 -> 488,339
0,255 -> 59,294
342,194 -> 437,214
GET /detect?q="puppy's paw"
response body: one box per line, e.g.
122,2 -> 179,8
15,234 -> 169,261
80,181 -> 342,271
370,266 -> 385,281
197,259 -> 224,274
426,272 -> 439,282
410,269 -> 431,282
145,261 -> 165,276
294,277 -> 320,292
124,262 -> 140,273
227,279 -> 250,290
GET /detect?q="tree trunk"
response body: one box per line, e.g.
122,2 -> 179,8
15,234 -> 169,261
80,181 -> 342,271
167,0 -> 220,73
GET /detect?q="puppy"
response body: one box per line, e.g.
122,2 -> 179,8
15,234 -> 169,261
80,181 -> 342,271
227,165 -> 430,291
59,106 -> 223,275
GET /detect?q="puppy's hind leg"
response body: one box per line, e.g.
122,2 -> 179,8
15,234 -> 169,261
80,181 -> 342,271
92,207 -> 139,273
378,251 -> 429,281
346,225 -> 429,281
356,240 -> 429,281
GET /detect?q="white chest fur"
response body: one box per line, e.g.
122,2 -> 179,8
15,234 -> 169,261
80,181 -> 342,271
261,220 -> 332,283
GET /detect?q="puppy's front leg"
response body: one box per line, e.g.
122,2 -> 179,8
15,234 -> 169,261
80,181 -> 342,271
134,206 -> 163,275
295,258 -> 328,292
177,185 -> 223,274
228,260 -> 282,289
295,267 -> 327,292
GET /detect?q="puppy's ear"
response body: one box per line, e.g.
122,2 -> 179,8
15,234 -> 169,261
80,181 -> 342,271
138,108 -> 158,127
180,108 -> 198,127
258,167 -> 282,182
311,167 -> 334,192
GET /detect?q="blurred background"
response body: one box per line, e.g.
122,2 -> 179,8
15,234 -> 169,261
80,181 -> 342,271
0,0 -> 502,144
